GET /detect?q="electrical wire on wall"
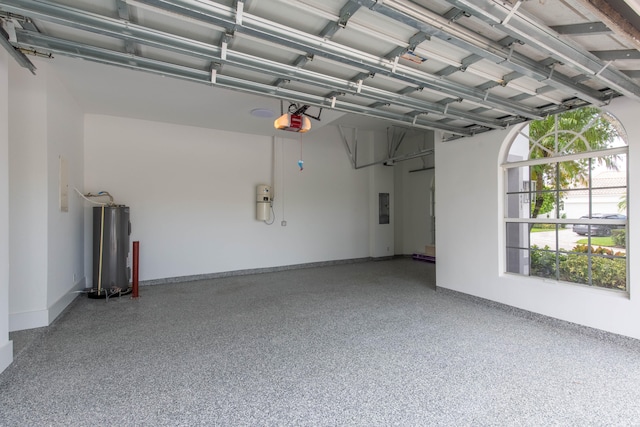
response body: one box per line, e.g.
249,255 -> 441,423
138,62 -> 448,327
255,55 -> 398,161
74,188 -> 115,206
264,204 -> 275,225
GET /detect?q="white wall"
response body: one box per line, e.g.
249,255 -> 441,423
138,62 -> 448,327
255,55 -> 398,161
84,116 -> 371,282
8,59 -> 84,331
0,50 -> 14,372
45,65 -> 85,322
367,130 -> 395,258
395,132 -> 435,255
8,59 -> 49,329
435,96 -> 640,339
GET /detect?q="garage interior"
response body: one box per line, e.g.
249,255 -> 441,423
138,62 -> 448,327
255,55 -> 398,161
1,0 -> 640,423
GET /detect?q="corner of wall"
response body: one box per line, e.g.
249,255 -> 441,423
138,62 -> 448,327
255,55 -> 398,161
0,48 -> 13,373
45,58 -> 86,317
9,310 -> 48,332
8,56 -> 49,327
48,276 -> 84,325
9,276 -> 84,332
0,340 -> 13,373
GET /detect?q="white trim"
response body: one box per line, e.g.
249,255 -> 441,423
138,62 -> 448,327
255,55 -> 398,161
502,108 -> 629,291
502,146 -> 628,169
48,277 -> 85,325
0,340 -> 12,373
10,277 -> 85,332
9,309 -> 48,332
506,217 -> 626,225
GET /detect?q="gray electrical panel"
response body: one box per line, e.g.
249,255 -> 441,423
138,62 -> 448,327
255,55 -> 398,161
379,193 -> 390,224
93,205 -> 131,292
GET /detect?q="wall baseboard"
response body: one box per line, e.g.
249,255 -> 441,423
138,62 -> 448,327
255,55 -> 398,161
436,286 -> 640,348
10,277 -> 85,332
9,309 -> 48,332
0,340 -> 13,374
48,277 -> 85,325
140,257 -> 373,287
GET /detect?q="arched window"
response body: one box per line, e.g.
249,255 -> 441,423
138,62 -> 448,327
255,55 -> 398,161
503,107 -> 628,291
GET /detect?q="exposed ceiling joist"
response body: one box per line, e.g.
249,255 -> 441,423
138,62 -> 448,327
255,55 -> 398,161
442,0 -> 640,100
320,0 -> 361,38
137,0 -> 542,119
592,49 -> 640,60
0,24 -> 35,73
352,0 -> 615,107
550,22 -> 611,35
1,0 -> 640,141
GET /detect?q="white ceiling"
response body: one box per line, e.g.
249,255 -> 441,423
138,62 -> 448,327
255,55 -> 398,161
3,0 -> 640,139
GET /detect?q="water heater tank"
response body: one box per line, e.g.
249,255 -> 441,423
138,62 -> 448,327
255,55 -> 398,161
93,205 -> 131,294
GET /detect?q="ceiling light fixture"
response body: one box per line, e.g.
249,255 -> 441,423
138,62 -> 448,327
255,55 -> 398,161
250,108 -> 275,118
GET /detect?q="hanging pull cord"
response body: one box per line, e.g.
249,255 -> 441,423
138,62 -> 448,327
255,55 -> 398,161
298,133 -> 304,171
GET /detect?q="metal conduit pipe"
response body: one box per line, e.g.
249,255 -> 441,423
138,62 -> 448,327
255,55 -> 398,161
354,148 -> 434,170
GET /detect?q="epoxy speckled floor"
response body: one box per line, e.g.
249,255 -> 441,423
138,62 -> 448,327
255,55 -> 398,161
2,258 -> 640,426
